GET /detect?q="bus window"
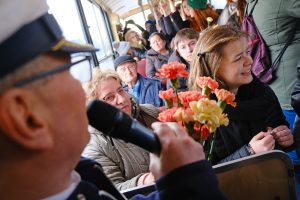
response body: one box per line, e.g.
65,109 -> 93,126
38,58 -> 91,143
47,0 -> 87,45
81,0 -> 113,61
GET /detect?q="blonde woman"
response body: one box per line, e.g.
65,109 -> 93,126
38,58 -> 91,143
83,69 -> 159,190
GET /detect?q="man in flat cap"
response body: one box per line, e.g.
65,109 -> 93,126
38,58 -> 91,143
114,55 -> 163,107
0,0 -> 225,199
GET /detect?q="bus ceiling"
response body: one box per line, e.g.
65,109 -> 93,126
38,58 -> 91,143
97,0 -> 151,19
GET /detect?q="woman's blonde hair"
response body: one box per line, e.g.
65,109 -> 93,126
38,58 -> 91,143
188,25 -> 249,91
84,69 -> 121,101
124,30 -> 147,50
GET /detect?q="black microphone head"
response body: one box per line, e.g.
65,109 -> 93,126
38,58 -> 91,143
86,100 -> 132,138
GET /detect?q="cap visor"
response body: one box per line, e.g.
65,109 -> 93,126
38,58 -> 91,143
51,38 -> 98,53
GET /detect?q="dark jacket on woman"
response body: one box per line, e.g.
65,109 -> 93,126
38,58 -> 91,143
158,10 -> 190,41
291,60 -> 300,158
131,47 -> 147,60
146,48 -> 172,79
212,77 -> 289,164
124,74 -> 163,107
167,51 -> 190,92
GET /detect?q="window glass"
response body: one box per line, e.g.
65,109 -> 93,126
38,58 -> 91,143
81,0 -> 113,60
47,0 -> 87,45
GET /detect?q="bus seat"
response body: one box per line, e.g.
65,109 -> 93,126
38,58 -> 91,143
122,150 -> 296,200
136,59 -> 146,77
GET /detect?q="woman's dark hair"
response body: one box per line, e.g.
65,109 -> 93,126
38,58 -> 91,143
149,32 -> 167,42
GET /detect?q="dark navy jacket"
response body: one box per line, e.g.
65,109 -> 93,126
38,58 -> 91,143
124,74 -> 163,107
69,157 -> 227,200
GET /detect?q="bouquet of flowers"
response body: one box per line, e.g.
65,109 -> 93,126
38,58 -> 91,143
156,62 -> 236,161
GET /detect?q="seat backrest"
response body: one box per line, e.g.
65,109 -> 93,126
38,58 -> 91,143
214,150 -> 296,200
136,59 -> 146,77
122,150 -> 296,200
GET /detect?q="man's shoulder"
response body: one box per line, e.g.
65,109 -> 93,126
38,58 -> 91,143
139,75 -> 161,85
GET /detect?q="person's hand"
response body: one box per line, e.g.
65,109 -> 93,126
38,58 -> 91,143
137,172 -> 155,186
154,5 -> 163,19
168,0 -> 176,13
249,131 -> 275,154
159,0 -> 171,16
270,125 -> 294,147
133,57 -> 140,62
149,122 -> 205,179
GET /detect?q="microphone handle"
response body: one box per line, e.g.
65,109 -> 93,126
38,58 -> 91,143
128,120 -> 161,155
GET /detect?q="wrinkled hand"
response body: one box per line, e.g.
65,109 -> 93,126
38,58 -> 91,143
137,172 -> 155,186
149,122 -> 205,179
271,125 -> 294,147
249,131 -> 275,154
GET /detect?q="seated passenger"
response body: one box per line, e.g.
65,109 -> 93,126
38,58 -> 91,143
168,28 -> 199,91
188,25 -> 294,164
124,29 -> 147,60
146,32 -> 172,80
114,55 -> 163,107
83,69 -> 159,190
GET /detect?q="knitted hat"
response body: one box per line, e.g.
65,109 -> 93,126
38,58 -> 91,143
188,0 -> 207,9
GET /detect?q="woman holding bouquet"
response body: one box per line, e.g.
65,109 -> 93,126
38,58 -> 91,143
188,25 -> 294,164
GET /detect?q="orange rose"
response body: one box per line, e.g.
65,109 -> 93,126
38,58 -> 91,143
158,107 -> 178,122
200,125 -> 210,141
197,77 -> 219,93
178,91 -> 204,107
159,88 -> 175,100
156,62 -> 188,80
215,89 -> 236,108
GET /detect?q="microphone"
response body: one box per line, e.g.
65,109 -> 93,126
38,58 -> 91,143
87,100 -> 161,155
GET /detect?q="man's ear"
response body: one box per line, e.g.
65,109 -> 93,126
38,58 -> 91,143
0,89 -> 53,150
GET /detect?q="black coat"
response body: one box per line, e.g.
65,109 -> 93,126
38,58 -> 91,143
212,77 -> 288,164
145,49 -> 172,79
158,10 -> 190,42
291,60 -> 300,158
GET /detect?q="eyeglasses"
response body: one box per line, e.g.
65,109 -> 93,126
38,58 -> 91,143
116,64 -> 136,73
14,56 -> 92,87
102,87 -> 127,103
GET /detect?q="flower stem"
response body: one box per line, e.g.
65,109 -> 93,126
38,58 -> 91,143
218,100 -> 227,111
174,88 -> 182,107
208,132 -> 216,162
